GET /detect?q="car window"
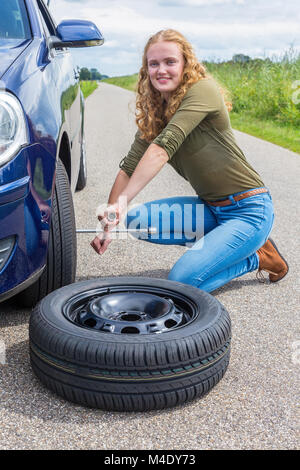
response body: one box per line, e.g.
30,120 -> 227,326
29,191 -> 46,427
37,0 -> 57,37
0,0 -> 31,39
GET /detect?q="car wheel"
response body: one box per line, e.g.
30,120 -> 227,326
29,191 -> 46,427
76,134 -> 87,191
29,277 -> 231,411
18,159 -> 77,308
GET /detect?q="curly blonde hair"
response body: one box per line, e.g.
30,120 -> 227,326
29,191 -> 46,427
136,29 -> 231,142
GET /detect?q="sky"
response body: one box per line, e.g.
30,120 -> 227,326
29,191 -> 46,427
48,0 -> 300,77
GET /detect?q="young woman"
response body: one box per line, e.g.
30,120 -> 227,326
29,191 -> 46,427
91,29 -> 288,292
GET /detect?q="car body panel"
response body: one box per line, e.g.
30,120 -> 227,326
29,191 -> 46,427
0,0 -> 103,301
0,39 -> 32,78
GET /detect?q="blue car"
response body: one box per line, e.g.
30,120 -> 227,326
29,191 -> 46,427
0,0 -> 103,306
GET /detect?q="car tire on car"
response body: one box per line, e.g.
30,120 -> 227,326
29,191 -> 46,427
29,277 -> 231,412
18,159 -> 77,308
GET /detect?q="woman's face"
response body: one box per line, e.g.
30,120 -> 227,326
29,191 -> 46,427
147,41 -> 185,100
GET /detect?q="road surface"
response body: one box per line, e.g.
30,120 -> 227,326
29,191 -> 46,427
0,83 -> 299,450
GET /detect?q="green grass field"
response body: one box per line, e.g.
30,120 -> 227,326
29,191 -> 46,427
80,80 -> 98,98
102,74 -> 139,92
102,51 -> 300,154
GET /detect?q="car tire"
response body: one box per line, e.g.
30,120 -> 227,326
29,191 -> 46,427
29,277 -> 231,411
76,134 -> 87,191
18,159 -> 77,308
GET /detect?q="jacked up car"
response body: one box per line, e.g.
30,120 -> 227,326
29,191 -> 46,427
0,0 -> 103,306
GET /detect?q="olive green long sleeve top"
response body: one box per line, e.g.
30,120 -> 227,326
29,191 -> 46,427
119,78 -> 264,201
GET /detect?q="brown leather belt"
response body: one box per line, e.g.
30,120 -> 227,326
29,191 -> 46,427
205,188 -> 269,207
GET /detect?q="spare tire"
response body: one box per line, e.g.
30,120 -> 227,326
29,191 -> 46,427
29,277 -> 231,412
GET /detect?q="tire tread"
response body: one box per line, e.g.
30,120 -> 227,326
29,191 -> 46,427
29,278 -> 231,411
17,160 -> 76,307
31,352 -> 229,411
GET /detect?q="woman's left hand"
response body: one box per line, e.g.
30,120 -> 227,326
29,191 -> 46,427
97,202 -> 122,231
90,201 -> 126,255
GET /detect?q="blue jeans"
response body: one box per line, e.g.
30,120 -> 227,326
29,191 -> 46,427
125,188 -> 274,292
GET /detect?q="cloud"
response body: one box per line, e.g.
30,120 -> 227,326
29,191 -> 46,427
53,2 -> 299,38
103,40 -> 119,48
49,0 -> 300,76
100,50 -> 138,65
159,0 -> 245,5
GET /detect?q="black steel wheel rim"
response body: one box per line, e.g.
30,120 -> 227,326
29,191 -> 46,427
63,285 -> 199,335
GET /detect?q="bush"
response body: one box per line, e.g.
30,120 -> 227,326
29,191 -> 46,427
205,48 -> 300,128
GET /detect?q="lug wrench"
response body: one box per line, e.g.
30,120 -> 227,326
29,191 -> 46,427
76,212 -> 157,234
76,227 -> 157,234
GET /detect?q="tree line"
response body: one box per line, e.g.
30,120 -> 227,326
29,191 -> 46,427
79,67 -> 109,81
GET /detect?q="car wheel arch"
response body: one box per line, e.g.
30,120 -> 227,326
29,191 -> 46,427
57,129 -> 71,184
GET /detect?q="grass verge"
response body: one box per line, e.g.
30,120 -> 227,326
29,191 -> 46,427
80,81 -> 98,98
102,74 -> 139,92
102,73 -> 299,154
230,113 -> 300,154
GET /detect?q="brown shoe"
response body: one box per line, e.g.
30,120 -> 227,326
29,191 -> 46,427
257,238 -> 289,282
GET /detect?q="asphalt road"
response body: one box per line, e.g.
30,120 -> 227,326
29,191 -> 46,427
0,83 -> 299,450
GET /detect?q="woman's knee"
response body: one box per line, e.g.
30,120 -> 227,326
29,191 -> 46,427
124,202 -> 156,241
125,203 -> 150,228
167,267 -> 206,289
167,249 -> 212,287
167,267 -> 188,284
168,261 -> 197,286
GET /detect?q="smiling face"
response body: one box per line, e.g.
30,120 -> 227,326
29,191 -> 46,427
147,41 -> 185,101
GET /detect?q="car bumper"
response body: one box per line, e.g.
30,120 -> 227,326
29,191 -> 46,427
0,145 -> 54,301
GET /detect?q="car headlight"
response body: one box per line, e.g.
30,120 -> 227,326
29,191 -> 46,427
0,91 -> 28,167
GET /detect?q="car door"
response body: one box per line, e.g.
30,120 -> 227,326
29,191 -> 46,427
37,0 -> 81,183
